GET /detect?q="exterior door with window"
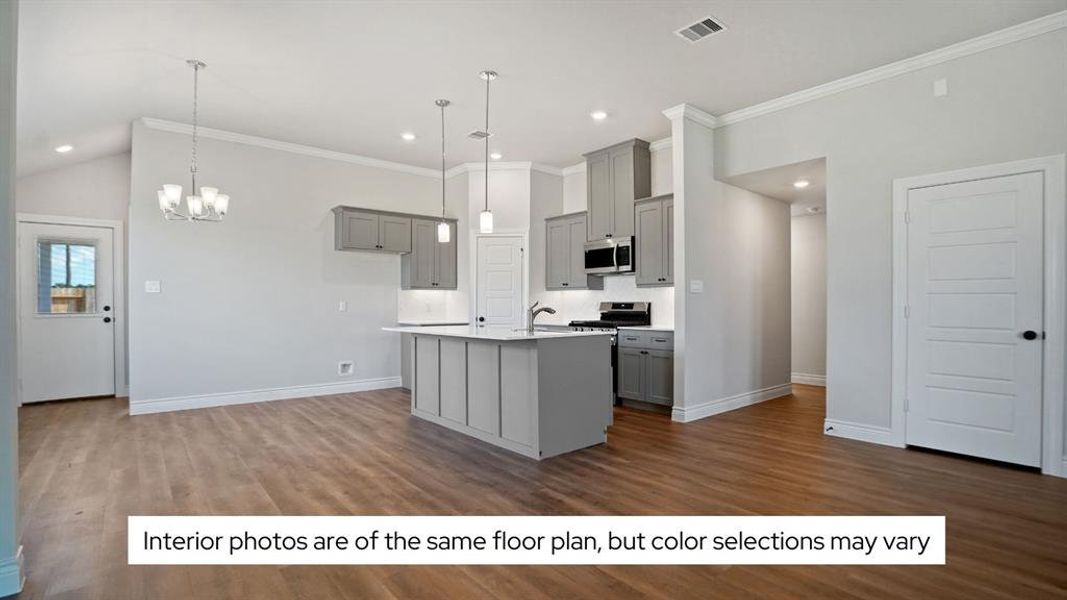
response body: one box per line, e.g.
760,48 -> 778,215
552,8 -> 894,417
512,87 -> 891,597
18,222 -> 115,402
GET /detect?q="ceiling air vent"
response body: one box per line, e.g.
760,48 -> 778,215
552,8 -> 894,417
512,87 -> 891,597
676,17 -> 725,42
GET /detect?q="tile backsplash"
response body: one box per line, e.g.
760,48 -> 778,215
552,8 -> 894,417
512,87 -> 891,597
532,274 -> 675,327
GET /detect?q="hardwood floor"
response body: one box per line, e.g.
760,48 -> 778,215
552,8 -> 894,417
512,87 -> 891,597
12,385 -> 1067,599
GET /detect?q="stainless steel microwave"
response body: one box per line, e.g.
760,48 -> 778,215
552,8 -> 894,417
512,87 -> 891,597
584,237 -> 635,275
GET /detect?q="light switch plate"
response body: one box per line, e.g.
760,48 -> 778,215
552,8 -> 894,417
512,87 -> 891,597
689,279 -> 704,294
144,280 -> 161,293
338,300 -> 347,312
933,78 -> 948,97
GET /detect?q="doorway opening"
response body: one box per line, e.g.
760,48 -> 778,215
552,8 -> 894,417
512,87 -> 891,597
722,157 -> 828,395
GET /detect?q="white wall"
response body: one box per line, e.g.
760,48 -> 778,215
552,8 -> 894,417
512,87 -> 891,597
16,152 -> 130,222
791,213 -> 826,383
0,0 -> 20,592
127,120 -> 456,409
714,30 -> 1067,442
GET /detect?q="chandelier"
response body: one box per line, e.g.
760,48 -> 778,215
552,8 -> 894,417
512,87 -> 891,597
157,59 -> 230,221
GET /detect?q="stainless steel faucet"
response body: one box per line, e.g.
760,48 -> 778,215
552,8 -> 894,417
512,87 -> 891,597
527,301 -> 557,332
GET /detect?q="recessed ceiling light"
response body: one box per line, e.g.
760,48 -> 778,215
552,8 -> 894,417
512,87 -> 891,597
55,144 -> 73,153
401,132 -> 416,141
793,179 -> 810,189
490,152 -> 502,160
590,111 -> 608,121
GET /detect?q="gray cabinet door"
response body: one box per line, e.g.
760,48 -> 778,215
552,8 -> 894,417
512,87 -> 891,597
434,221 -> 457,289
566,215 -> 589,287
635,201 -> 664,286
646,350 -> 674,406
664,198 -> 674,285
586,152 -> 612,241
379,215 -> 412,253
616,347 -> 645,401
610,148 -> 635,238
409,219 -> 436,289
340,210 -> 379,250
545,219 -> 569,289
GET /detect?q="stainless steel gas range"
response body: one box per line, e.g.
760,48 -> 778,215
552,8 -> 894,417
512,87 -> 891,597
568,302 -> 651,404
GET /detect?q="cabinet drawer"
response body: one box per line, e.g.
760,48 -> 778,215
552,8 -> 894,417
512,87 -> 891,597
646,332 -> 673,350
617,331 -> 647,348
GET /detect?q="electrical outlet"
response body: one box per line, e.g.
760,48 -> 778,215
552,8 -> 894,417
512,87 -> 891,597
689,279 -> 704,294
338,360 -> 354,376
144,280 -> 162,293
338,300 -> 347,312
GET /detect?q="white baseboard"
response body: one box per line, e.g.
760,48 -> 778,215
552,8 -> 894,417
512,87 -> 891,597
129,376 -> 403,415
791,372 -> 826,386
0,546 -> 24,597
672,383 -> 793,423
823,418 -> 899,447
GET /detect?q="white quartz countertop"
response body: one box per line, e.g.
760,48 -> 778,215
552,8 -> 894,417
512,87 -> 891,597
383,325 -> 614,341
396,319 -> 470,326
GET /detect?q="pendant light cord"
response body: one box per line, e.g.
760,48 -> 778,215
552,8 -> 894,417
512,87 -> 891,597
190,61 -> 200,191
484,73 -> 490,212
440,101 -> 446,218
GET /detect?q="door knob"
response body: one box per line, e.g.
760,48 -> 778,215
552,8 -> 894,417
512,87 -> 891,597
1022,330 -> 1040,340
103,316 -> 112,323
103,305 -> 111,312
478,316 -> 485,322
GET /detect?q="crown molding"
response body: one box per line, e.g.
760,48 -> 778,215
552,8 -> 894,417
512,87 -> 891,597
662,103 -> 719,129
649,137 -> 672,152
561,162 -> 585,176
140,117 -> 443,179
442,161 -> 564,179
716,9 -> 1067,127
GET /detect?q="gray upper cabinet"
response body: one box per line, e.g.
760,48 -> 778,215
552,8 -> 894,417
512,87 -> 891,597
583,139 -> 651,241
634,194 -> 674,287
545,212 -> 602,291
333,207 -> 412,253
379,215 -> 413,252
402,218 -> 457,290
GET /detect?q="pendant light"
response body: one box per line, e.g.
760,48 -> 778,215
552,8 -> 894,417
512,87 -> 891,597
157,59 -> 230,222
478,70 -> 497,233
436,99 -> 451,244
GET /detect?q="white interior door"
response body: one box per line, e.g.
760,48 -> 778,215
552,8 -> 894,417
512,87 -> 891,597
18,222 -> 116,403
476,236 -> 524,329
905,171 -> 1044,466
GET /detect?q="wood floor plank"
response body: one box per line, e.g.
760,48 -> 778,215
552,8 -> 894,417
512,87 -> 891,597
12,384 -> 1067,599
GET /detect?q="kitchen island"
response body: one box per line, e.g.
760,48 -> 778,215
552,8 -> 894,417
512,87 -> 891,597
382,325 -> 614,459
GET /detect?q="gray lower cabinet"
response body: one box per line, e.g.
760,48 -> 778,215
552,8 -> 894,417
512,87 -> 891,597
402,218 -> 457,289
616,331 -> 674,406
583,139 -> 651,241
634,194 -> 674,287
545,212 -> 602,290
333,207 -> 412,253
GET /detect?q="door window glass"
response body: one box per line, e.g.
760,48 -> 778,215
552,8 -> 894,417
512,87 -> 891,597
36,240 -> 97,314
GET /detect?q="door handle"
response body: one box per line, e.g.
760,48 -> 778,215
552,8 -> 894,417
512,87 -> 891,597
103,316 -> 112,323
1022,330 -> 1040,340
478,316 -> 485,322
103,305 -> 111,312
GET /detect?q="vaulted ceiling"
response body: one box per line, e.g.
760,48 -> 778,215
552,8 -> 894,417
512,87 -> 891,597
16,0 -> 1067,175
